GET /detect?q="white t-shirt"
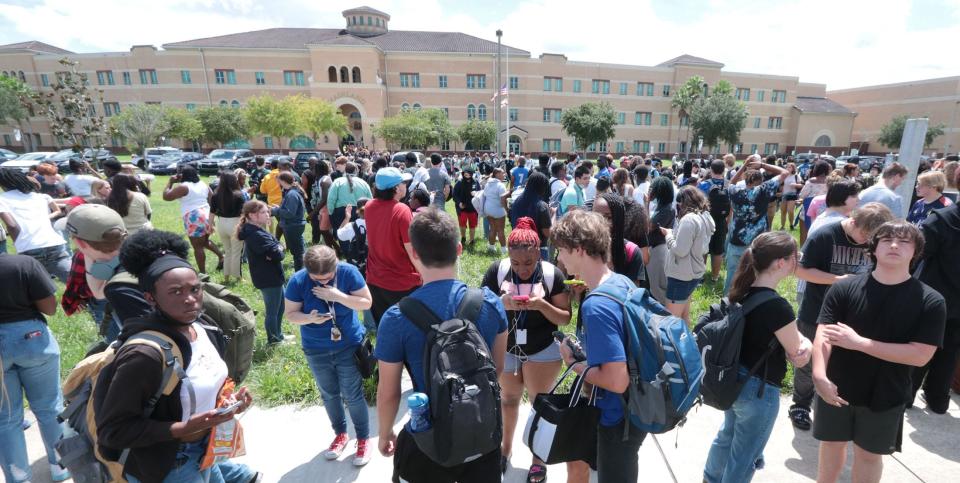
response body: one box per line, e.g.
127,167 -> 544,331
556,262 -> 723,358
412,167 -> 430,187
64,174 -> 99,197
179,181 -> 210,215
783,175 -> 800,195
585,177 -> 598,202
549,178 -> 566,197
633,182 -> 650,205
180,323 -> 229,422
337,218 -> 366,242
483,178 -> 508,216
0,191 -> 65,252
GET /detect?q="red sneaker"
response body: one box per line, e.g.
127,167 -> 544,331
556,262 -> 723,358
353,438 -> 371,466
323,433 -> 349,460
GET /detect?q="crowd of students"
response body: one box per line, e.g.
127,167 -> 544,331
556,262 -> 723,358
0,146 -> 957,483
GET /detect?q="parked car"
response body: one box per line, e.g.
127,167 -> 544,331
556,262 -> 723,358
197,149 -> 255,174
0,148 -> 18,161
292,151 -> 333,174
138,147 -> 181,170
149,152 -> 204,174
0,151 -> 56,173
265,154 -> 293,169
391,151 -> 425,166
46,148 -> 117,173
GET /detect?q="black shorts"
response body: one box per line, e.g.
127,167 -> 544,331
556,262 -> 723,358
709,214 -> 728,256
812,397 -> 904,455
369,283 -> 418,328
392,428 -> 501,483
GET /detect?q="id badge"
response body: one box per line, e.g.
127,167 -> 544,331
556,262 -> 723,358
515,329 -> 528,345
331,326 -> 342,342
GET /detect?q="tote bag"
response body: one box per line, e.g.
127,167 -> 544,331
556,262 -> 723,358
522,366 -> 598,467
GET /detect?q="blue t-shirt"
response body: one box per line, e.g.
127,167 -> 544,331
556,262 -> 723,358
595,168 -> 611,180
698,177 -> 726,195
511,166 -> 529,187
728,178 -> 780,246
580,273 -> 634,427
284,263 -> 367,351
374,280 -> 508,392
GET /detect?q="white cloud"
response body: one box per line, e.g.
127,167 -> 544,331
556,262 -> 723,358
0,0 -> 956,90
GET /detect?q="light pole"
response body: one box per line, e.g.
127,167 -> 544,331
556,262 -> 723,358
496,29 -> 502,156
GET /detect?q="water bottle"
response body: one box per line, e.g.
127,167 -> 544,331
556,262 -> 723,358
408,392 -> 431,433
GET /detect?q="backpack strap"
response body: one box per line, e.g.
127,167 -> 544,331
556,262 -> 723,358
735,291 -> 784,398
398,297 -> 443,334
456,288 -> 484,323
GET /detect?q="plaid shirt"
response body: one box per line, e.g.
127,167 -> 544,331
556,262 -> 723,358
61,252 -> 93,316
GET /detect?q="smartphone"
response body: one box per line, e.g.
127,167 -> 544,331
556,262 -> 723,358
563,279 -> 586,286
215,400 -> 242,416
552,331 -> 587,362
511,295 -> 530,303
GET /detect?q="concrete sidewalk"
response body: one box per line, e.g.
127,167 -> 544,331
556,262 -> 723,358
18,392 -> 960,482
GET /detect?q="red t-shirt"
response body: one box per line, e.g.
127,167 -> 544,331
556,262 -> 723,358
365,199 -> 421,291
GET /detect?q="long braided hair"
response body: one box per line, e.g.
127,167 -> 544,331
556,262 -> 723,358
598,192 -> 628,275
0,167 -> 38,194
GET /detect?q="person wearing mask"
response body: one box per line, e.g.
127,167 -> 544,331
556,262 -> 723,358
858,162 -> 907,216
646,176 -> 677,304
907,171 -> 953,226
481,217 -> 570,482
237,200 -> 290,345
509,172 -> 552,260
703,232 -> 812,483
210,170 -> 247,284
272,172 -> 307,272
0,251 -> 69,482
63,158 -> 104,197
248,156 -> 270,202
663,186 -> 715,321
284,245 -> 373,465
162,165 -> 223,274
484,167 -> 510,254
94,250 -> 258,483
0,168 -> 71,281
453,167 -> 480,245
107,173 -> 152,235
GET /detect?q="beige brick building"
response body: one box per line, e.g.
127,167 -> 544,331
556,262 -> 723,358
0,6 -> 858,157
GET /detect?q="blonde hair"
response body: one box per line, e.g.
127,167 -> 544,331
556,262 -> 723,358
91,179 -> 110,197
918,171 -> 946,193
851,202 -> 895,237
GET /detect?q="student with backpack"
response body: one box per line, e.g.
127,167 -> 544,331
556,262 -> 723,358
699,160 -> 731,282
337,198 -> 369,277
238,200 -> 290,345
481,217 -> 570,482
375,208 -> 508,483
94,253 -> 257,483
700,231 -> 811,483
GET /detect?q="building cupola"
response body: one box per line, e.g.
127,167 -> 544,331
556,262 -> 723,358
343,6 -> 389,37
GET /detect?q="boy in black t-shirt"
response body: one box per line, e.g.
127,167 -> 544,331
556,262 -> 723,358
812,221 -> 945,483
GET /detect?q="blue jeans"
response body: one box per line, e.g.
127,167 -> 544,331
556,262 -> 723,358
283,223 -> 305,272
304,345 -> 370,439
723,240 -> 748,296
21,244 -> 71,283
261,285 -> 286,344
0,320 -> 64,483
125,437 -> 255,483
703,368 -> 781,483
0,239 -> 6,253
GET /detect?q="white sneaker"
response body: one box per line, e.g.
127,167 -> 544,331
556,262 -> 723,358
51,463 -> 71,482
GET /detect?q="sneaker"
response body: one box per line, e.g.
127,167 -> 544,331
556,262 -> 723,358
352,438 -> 371,466
788,404 -> 812,431
51,463 -> 71,482
323,433 -> 350,460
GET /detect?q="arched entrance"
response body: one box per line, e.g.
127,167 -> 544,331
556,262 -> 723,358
508,135 -> 522,155
338,103 -> 364,147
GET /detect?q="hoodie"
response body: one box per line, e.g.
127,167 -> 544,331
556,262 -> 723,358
665,210 -> 716,281
238,221 -> 285,289
917,205 -> 960,322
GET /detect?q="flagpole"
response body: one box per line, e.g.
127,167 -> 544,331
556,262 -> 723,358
496,29 -> 502,157
505,41 -> 509,156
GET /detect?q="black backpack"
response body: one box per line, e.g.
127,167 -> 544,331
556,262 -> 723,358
399,289 -> 502,467
343,221 -> 367,277
693,291 -> 780,410
707,180 -> 731,218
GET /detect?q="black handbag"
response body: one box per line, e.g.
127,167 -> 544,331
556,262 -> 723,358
353,336 -> 377,379
522,366 -> 598,467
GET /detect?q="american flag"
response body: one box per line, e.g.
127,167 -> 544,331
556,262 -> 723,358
490,83 -> 508,102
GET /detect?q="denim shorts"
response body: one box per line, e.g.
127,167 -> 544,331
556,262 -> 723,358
504,342 -> 562,374
666,277 -> 702,304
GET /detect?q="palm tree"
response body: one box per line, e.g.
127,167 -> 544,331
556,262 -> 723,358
671,76 -> 705,159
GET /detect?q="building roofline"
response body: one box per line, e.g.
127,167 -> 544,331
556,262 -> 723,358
827,75 -> 960,94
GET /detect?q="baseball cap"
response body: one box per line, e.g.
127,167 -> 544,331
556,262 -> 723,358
65,204 -> 126,241
376,167 -> 404,190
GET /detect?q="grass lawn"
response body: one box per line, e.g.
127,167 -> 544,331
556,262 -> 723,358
48,162 -> 802,408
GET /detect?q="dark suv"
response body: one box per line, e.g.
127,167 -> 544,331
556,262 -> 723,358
52,148 -> 117,173
197,149 -> 255,174
293,151 -> 333,174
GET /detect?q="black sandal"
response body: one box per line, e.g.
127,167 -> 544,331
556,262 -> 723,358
527,463 -> 547,483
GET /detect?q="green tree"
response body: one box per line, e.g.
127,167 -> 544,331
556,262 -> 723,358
712,79 -> 735,98
671,75 -> 706,157
0,76 -> 36,150
560,102 -> 617,152
877,114 -> 946,149
162,107 -> 203,148
298,98 -> 348,147
374,108 -> 459,149
194,105 -> 249,148
108,104 -> 167,154
244,94 -> 300,150
32,58 -> 108,152
456,119 -> 496,151
690,91 -> 748,153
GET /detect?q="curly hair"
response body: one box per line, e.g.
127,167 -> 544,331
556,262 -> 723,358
119,229 -> 191,278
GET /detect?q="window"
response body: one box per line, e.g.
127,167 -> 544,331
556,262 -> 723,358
543,139 -> 561,152
413,103 -> 422,111
750,144 -> 758,154
41,74 -> 48,86
478,104 -> 487,121
220,100 -> 228,106
679,141 -> 687,153
255,72 -> 265,85
772,90 -> 787,103
753,117 -> 761,129
367,16 -> 372,25
352,67 -> 361,83
328,66 -> 337,82
3,134 -> 11,146
264,137 -> 273,149
510,76 -> 518,90
543,108 -> 562,123
756,90 -> 764,102
466,74 -> 486,89
657,142 -> 666,153
543,77 -> 561,92
591,79 -> 609,94
616,141 -> 625,153
340,67 -> 349,83
733,143 -> 743,154
634,140 -> 650,153
617,112 -> 626,125
619,82 -> 628,95
662,84 -> 671,97
442,107 -> 449,118
400,73 -> 420,88
573,80 -> 581,93
815,135 -> 832,147
509,108 -> 518,122
764,143 -> 779,155
122,72 -> 131,85
680,115 -> 689,127
186,103 -> 196,111
214,69 -> 236,85
634,111 -> 651,126
467,104 -> 476,119
139,69 -> 157,85
96,70 -> 114,86
401,103 -> 410,111
735,88 -> 750,101
231,100 -> 240,108
768,117 -> 783,130
181,70 -> 191,84
284,70 -> 305,86
637,82 -> 654,96
660,114 -> 669,126
438,75 -> 448,88
103,102 -> 120,116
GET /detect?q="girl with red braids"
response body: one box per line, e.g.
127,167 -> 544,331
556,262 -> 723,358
480,217 -> 571,483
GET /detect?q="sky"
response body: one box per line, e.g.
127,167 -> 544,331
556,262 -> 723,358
1,0 -> 958,90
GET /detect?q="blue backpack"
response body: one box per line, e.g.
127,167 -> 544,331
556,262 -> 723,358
588,283 -> 704,436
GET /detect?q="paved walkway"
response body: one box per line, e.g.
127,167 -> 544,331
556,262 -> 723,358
18,391 -> 960,482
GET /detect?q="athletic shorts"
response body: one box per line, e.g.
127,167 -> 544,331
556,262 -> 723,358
183,208 -> 213,238
458,211 -> 479,228
709,214 -> 728,255
503,342 -> 562,374
666,277 -> 702,304
783,192 -> 799,202
812,397 -> 904,455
